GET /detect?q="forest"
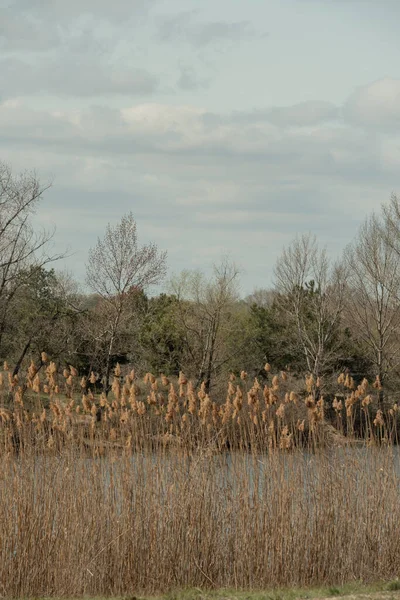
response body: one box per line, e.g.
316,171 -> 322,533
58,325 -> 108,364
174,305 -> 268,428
2,160 -> 400,404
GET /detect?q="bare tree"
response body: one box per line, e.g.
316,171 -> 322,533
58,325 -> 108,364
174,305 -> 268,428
274,233 -> 346,377
244,288 -> 277,309
344,212 -> 400,403
86,212 -> 167,393
0,162 -> 62,352
170,259 -> 246,393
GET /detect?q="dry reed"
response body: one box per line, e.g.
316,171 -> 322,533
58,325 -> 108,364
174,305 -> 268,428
0,361 -> 400,596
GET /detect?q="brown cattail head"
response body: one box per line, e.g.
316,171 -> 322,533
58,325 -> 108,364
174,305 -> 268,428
373,409 -> 384,427
372,375 -> 382,390
114,363 -> 121,377
178,371 -> 187,385
305,374 -> 314,393
361,394 -> 372,408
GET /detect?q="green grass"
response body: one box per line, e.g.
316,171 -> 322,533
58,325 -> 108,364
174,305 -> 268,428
156,582 -> 400,600
46,582 -> 400,600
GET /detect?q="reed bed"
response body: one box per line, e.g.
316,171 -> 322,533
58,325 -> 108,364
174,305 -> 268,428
1,359 -> 400,596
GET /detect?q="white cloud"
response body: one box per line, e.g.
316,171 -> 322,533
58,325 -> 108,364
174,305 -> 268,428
344,78 -> 400,130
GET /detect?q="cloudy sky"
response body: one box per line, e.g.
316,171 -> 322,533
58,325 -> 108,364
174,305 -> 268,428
1,0 -> 400,294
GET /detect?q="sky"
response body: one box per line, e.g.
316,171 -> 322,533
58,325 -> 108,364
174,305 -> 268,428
1,0 -> 400,295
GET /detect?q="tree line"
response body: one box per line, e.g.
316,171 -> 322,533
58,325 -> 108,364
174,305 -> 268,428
2,160 -> 400,402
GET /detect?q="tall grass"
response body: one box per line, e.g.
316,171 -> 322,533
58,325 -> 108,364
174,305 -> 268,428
1,360 -> 400,596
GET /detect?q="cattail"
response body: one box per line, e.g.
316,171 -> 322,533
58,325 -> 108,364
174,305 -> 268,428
32,374 -> 41,394
240,370 -> 247,381
337,372 -> 345,385
46,361 -> 57,375
63,368 -> 70,379
280,371 -> 287,381
276,403 -> 285,419
264,362 -> 271,372
271,375 -> 279,390
112,377 -> 121,400
114,363 -> 121,377
372,375 -> 382,390
305,374 -> 314,393
41,352 -> 48,363
89,371 -> 97,384
198,381 -> 206,400
14,387 -> 24,406
188,391 -> 197,414
263,385 -> 270,405
373,409 -> 384,427
178,371 -> 187,385
333,397 -> 343,411
305,395 -> 315,408
229,372 -> 236,381
361,394 -> 372,407
137,401 -> 146,416
289,391 -> 298,404
28,360 -> 37,380
147,391 -> 157,405
279,426 -> 292,450
161,374 -> 169,387
69,366 -> 78,377
82,394 -> 92,413
3,361 -> 8,371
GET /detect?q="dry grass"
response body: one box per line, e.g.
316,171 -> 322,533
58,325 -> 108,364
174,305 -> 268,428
1,361 -> 400,597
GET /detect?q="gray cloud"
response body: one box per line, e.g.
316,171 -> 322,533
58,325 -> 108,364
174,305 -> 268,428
176,66 -> 209,91
157,11 -> 262,47
0,96 -> 388,188
0,8 -> 60,51
213,101 -> 340,128
5,0 -> 155,24
0,57 -> 158,98
0,80 -> 398,292
0,1 -> 159,98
